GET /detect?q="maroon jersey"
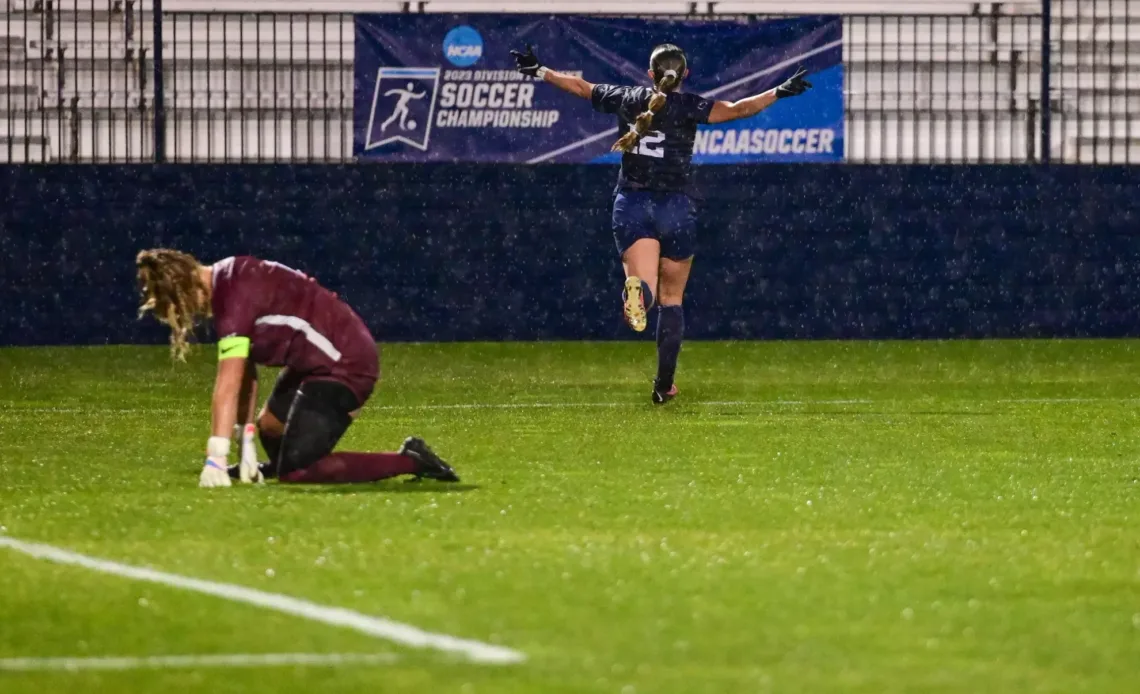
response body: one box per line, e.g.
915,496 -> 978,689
211,256 -> 379,404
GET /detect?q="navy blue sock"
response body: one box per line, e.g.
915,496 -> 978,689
622,279 -> 655,311
655,305 -> 684,390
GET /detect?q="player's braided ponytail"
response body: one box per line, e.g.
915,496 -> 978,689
136,248 -> 211,361
612,44 -> 687,153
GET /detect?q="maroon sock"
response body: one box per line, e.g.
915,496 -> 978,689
280,452 -> 418,484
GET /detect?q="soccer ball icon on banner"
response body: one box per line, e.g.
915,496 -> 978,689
380,82 -> 426,133
365,67 -> 441,153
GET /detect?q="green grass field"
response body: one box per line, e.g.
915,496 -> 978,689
1,341 -> 1138,693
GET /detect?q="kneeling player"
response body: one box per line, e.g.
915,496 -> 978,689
136,249 -> 460,487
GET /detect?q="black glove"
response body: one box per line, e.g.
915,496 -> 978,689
510,44 -> 543,78
775,67 -> 812,99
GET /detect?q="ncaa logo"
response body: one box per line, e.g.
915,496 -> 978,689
443,25 -> 483,67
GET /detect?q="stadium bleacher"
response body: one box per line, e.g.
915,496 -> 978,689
0,0 -> 1132,162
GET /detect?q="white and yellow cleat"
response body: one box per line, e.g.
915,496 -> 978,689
623,276 -> 648,332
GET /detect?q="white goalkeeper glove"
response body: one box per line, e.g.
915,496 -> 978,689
237,423 -> 264,484
199,459 -> 232,488
199,436 -> 233,488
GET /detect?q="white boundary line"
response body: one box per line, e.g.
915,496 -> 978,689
526,39 -> 843,163
0,537 -> 526,666
2,397 -> 1138,415
0,652 -> 399,672
371,399 -> 873,411
0,399 -> 871,415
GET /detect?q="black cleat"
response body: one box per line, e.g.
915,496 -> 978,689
652,383 -> 679,405
399,437 -> 460,482
227,462 -> 276,481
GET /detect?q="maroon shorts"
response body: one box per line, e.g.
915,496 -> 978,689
266,324 -> 379,422
332,321 -> 380,406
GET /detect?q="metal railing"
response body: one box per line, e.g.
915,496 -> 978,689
0,1 -> 1134,164
163,10 -> 352,161
845,12 -> 1044,163
1050,0 -> 1139,164
3,0 -> 153,162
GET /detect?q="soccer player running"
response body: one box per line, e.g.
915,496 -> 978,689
511,44 -> 811,404
135,249 -> 459,488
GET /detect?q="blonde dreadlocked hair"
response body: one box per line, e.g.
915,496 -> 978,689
136,248 -> 212,361
611,44 -> 687,154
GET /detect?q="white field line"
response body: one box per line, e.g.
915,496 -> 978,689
0,399 -> 852,414
371,399 -> 873,411
2,397 -> 1139,415
0,399 -> 869,415
987,397 -> 1134,404
0,652 -> 399,672
0,537 -> 525,666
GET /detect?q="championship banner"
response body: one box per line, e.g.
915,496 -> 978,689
354,15 -> 843,163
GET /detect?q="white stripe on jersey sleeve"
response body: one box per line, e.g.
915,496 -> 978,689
254,315 -> 342,362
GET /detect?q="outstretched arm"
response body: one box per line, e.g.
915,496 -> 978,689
707,67 -> 813,124
708,91 -> 779,124
511,45 -> 594,100
541,69 -> 594,100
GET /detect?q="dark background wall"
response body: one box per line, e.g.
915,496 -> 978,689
1,164 -> 1138,346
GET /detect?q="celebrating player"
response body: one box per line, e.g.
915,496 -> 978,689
135,249 -> 460,487
511,44 -> 811,403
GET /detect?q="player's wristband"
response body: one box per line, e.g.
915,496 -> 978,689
207,436 -> 231,460
535,66 -> 549,80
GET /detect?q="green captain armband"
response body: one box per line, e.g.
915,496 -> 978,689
217,336 -> 251,360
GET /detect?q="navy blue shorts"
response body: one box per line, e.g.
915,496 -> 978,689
612,191 -> 696,261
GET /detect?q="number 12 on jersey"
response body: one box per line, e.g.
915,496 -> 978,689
635,130 -> 665,158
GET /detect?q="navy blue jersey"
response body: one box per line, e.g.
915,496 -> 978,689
591,84 -> 714,195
